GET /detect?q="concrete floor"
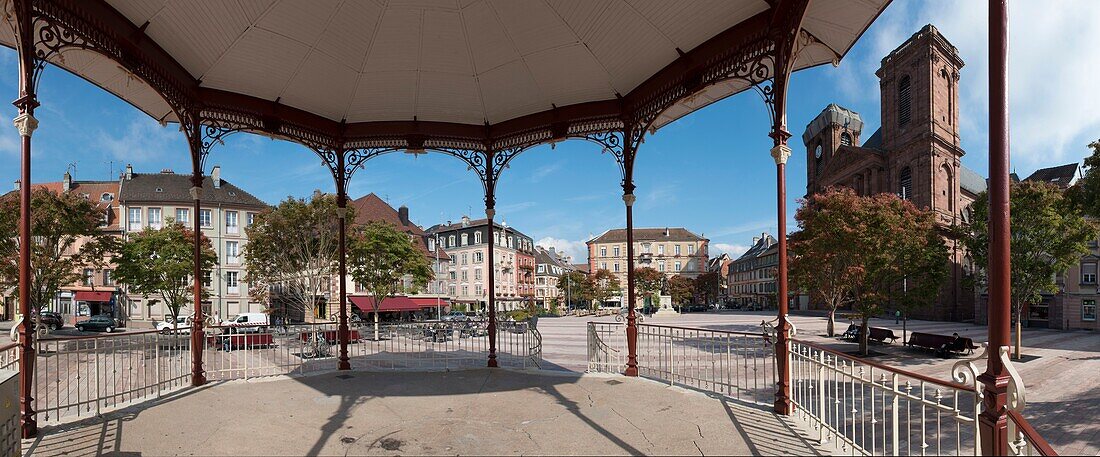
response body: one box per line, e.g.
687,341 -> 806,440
23,369 -> 826,456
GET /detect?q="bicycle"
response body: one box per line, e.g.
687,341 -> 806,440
301,333 -> 331,359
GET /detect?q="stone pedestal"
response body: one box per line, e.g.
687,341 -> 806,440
654,295 -> 679,317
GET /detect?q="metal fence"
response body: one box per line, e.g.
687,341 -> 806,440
587,322 -> 777,406
789,339 -> 981,456
28,318 -> 541,425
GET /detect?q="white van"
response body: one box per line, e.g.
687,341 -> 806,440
223,313 -> 270,333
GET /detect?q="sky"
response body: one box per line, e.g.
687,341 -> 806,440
1,0 -> 1098,264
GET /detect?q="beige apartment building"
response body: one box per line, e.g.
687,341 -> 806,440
534,246 -> 573,310
427,216 -> 536,312
118,165 -> 268,322
586,227 -> 709,289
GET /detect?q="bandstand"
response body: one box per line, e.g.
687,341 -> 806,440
1,1 -> 1051,455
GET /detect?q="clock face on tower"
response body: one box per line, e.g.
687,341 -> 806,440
814,145 -> 823,159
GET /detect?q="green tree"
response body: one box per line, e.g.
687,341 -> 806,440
244,195 -> 348,323
694,271 -> 721,306
789,188 -> 864,336
557,270 -> 587,310
963,181 -> 1096,359
348,221 -> 433,339
1066,140 -> 1100,217
667,275 -> 694,307
633,267 -> 663,308
114,222 -> 217,329
585,269 -> 619,310
0,189 -> 119,330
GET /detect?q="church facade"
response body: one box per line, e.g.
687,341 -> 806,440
803,25 -> 985,321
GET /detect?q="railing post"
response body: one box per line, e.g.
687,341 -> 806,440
891,373 -> 900,456
817,349 -> 826,443
94,338 -> 101,417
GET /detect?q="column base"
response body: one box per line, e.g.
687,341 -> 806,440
624,365 -> 638,377
191,374 -> 206,387
487,356 -> 498,368
338,360 -> 351,371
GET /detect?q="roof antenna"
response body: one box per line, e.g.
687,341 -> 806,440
67,162 -> 77,176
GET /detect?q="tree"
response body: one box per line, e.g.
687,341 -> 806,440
667,275 -> 694,307
789,188 -> 864,336
1066,139 -> 1100,218
584,269 -> 619,310
694,272 -> 721,306
963,181 -> 1096,359
114,222 -> 217,329
348,221 -> 432,340
0,188 -> 119,330
244,195 -> 348,323
632,267 -> 663,308
557,270 -> 587,310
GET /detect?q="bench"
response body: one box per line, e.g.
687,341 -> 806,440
299,329 -> 362,345
214,333 -> 275,351
840,325 -> 900,344
906,332 -> 979,355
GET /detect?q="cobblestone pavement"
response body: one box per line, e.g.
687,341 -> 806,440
536,310 -> 1100,455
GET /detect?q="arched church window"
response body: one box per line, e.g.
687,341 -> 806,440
942,165 -> 955,213
840,132 -> 852,146
899,167 -> 913,200
898,75 -> 911,126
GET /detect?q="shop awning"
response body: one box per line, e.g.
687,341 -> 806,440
410,297 -> 449,307
350,296 -> 436,313
74,291 -> 113,302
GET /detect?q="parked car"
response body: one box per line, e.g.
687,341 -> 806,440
442,311 -> 468,322
34,311 -> 64,330
76,315 -> 117,333
156,315 -> 193,334
222,312 -> 269,333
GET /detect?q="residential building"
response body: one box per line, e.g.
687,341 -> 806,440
706,253 -> 734,304
341,193 -> 451,318
1,171 -> 123,321
533,246 -> 573,310
804,25 -> 982,321
426,216 -> 536,312
728,234 -> 778,310
118,165 -> 268,321
976,163 -> 1097,330
586,227 -> 709,290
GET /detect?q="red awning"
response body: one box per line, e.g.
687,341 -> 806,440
349,296 -> 435,313
410,297 -> 449,307
74,291 -> 113,302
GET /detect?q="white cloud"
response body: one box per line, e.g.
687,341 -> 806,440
837,0 -> 1100,174
95,117 -> 186,164
529,162 -> 561,183
713,243 -> 749,258
536,237 -> 588,263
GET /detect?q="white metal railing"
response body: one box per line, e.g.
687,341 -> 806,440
587,322 -> 776,406
789,339 -> 981,456
29,318 -> 541,425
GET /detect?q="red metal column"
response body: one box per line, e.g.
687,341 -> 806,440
486,208 -> 498,367
12,0 -> 38,438
623,144 -> 639,376
336,194 -> 351,370
189,174 -> 206,386
979,1 -> 1011,454
772,144 -> 792,415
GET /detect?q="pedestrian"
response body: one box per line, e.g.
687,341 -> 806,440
895,310 -> 901,325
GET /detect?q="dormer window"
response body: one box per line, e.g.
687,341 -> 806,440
840,132 -> 853,146
155,187 -> 163,193
100,193 -> 113,202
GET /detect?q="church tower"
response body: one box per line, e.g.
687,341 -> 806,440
803,104 -> 864,196
876,24 -> 965,223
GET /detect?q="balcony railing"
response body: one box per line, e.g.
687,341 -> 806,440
25,318 -> 541,426
586,322 -> 1057,456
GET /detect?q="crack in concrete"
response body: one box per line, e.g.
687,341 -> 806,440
610,407 -> 655,449
693,439 -> 704,456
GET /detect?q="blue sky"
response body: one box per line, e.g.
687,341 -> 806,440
2,0 -> 1098,262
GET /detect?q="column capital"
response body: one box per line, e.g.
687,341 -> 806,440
622,193 -> 636,207
13,113 -> 37,138
485,208 -> 495,219
189,186 -> 203,201
770,144 -> 792,165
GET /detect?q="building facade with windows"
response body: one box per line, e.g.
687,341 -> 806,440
426,216 -> 536,312
118,165 -> 268,322
728,234 -> 778,310
533,246 -> 573,310
586,227 -> 709,288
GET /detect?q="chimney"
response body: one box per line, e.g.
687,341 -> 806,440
461,215 -> 470,227
211,165 -> 222,189
125,164 -> 133,180
752,236 -> 760,245
63,171 -> 72,192
398,205 -> 410,227
664,227 -> 670,237
13,181 -> 19,192
312,189 -> 322,200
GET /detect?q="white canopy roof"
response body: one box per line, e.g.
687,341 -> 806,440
0,0 -> 888,135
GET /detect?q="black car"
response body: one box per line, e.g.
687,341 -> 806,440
34,311 -> 64,330
76,315 -> 117,333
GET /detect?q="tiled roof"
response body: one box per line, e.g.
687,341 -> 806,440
734,234 -> 776,262
10,180 -> 123,230
571,263 -> 590,274
348,193 -> 448,259
862,128 -> 883,150
588,227 -> 705,244
959,165 -> 987,195
426,217 -> 533,242
119,172 -> 267,208
1024,163 -> 1080,189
